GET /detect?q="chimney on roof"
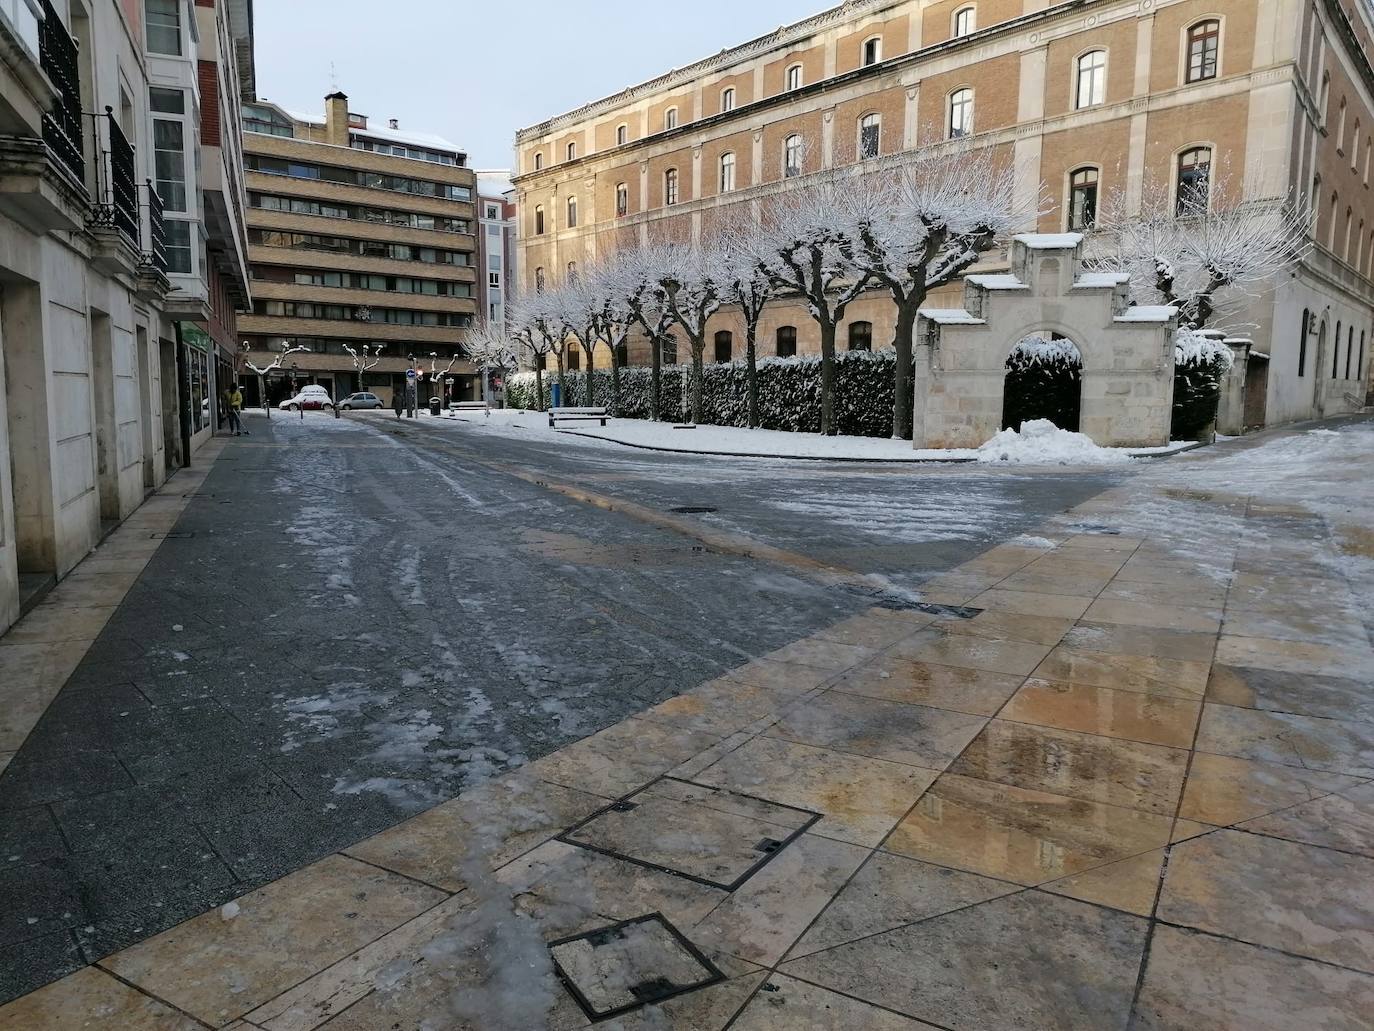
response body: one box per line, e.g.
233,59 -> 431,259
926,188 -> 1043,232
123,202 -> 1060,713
324,91 -> 349,146
388,118 -> 399,130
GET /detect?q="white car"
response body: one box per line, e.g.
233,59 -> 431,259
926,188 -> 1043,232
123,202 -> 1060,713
279,385 -> 334,412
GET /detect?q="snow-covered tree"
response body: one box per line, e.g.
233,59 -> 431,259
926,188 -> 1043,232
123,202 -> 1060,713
510,291 -> 562,410
464,325 -> 520,402
847,143 -> 1028,438
588,255 -> 635,410
659,243 -> 725,424
1090,169 -> 1310,331
343,343 -> 384,375
717,227 -> 775,429
612,246 -> 677,421
242,341 -> 309,417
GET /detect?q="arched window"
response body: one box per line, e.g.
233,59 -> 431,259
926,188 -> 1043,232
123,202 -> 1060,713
1076,50 -> 1106,109
1353,121 -> 1362,169
953,6 -> 975,37
1311,174 -> 1322,232
785,64 -> 803,91
1318,321 -> 1327,380
665,107 -> 678,131
848,321 -> 873,351
534,205 -> 545,235
1328,192 -> 1340,250
616,124 -> 628,146
615,182 -> 629,217
863,36 -> 882,66
1334,321 -> 1343,379
1320,73 -> 1331,126
776,326 -> 797,357
1186,20 -> 1220,83
566,195 -> 578,228
1360,331 -> 1366,380
1345,206 -> 1355,261
1176,147 -> 1212,214
567,344 -> 579,370
567,260 -> 578,282
664,168 -> 679,205
1298,309 -> 1309,377
566,141 -> 577,161
721,87 -> 736,113
720,152 -> 736,193
714,330 -> 733,363
1365,138 -> 1372,184
1068,167 -> 1099,229
948,88 -> 974,138
535,267 -> 545,292
533,152 -> 543,171
1347,325 -> 1355,379
1358,220 -> 1366,271
1338,98 -> 1349,152
615,342 -> 628,366
859,113 -> 881,159
784,134 -> 804,177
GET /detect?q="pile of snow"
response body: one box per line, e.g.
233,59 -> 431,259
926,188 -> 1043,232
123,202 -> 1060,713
977,420 -> 1135,465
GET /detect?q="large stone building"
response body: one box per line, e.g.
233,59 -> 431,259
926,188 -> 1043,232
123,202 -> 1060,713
514,0 -> 1374,430
237,95 -> 481,405
0,0 -> 252,637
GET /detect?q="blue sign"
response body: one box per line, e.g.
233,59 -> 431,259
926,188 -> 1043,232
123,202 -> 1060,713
406,369 -> 417,380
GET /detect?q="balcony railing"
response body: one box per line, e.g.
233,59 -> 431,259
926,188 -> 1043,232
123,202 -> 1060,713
143,178 -> 168,273
88,107 -> 138,248
37,0 -> 83,185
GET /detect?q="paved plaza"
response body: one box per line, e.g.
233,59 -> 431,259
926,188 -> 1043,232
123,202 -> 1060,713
0,411 -> 1371,1029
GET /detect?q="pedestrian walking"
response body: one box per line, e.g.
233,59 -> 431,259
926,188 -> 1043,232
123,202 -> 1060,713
393,388 -> 404,420
228,383 -> 247,436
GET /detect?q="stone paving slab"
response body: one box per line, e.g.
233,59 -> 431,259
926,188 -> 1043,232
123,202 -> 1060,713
1,419 -> 1372,1028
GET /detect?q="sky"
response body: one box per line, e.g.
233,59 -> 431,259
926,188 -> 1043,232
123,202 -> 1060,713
253,0 -> 816,171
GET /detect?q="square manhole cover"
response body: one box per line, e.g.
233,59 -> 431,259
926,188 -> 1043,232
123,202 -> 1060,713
558,777 -> 819,890
549,913 -> 723,1023
150,531 -> 195,540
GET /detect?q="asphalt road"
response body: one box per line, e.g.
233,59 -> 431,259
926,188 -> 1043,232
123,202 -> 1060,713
0,410 -> 1124,1001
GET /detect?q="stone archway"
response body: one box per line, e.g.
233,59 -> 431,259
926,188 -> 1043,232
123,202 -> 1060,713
1002,333 -> 1084,433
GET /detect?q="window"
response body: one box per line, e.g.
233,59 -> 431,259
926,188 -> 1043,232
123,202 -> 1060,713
1347,326 -> 1355,379
616,182 -> 629,217
776,326 -> 797,357
1076,51 -> 1106,109
533,152 -> 543,171
150,88 -> 185,115
1360,331 -> 1366,380
859,114 -> 880,159
485,204 -> 499,219
1320,73 -> 1331,127
953,6 -> 975,37
1365,139 -> 1372,184
1186,20 -> 1220,83
721,87 -> 736,112
488,272 -> 501,289
617,124 -> 628,146
714,331 -> 733,363
1334,321 -> 1343,378
863,37 -> 882,66
1338,99 -> 1348,152
535,267 -> 546,291
153,118 -> 187,212
665,107 -> 678,131
848,321 -> 873,351
720,152 -> 736,193
567,261 -> 578,282
534,205 -> 545,235
785,64 -> 803,91
665,168 -> 679,206
784,134 -> 804,178
567,195 -> 578,228
1353,121 -> 1362,169
1329,193 -> 1340,250
146,0 -> 181,55
1298,309 -> 1309,377
567,346 -> 579,370
948,88 -> 974,139
1068,167 -> 1099,230
567,141 -> 577,161
164,219 -> 192,274
1176,147 -> 1212,214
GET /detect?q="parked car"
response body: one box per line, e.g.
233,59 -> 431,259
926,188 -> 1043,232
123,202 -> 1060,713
338,392 -> 383,410
279,385 -> 334,411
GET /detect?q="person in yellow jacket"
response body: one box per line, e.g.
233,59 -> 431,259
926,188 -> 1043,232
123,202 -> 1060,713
228,384 -> 247,436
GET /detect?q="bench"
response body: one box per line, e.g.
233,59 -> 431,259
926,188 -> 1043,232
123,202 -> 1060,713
549,406 -> 608,427
447,401 -> 491,418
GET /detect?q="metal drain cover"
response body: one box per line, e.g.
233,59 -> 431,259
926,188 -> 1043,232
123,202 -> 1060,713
549,913 -> 723,1022
669,506 -> 717,514
150,531 -> 195,540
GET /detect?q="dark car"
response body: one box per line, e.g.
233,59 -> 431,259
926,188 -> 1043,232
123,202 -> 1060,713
339,392 -> 384,410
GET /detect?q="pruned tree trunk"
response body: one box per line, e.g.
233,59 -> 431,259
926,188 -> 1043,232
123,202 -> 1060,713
819,319 -> 838,436
556,353 -> 567,407
689,340 -> 705,424
534,366 -> 545,411
582,344 -> 595,406
610,348 -> 622,415
650,335 -> 662,421
745,323 -> 759,428
890,301 -> 920,440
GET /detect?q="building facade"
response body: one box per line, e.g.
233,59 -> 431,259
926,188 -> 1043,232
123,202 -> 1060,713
513,0 -> 1374,430
476,170 -> 517,334
237,94 -> 480,405
1,0 -> 187,635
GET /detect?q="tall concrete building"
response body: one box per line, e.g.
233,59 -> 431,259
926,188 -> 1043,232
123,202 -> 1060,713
237,95 -> 480,405
0,0 -> 252,636
476,170 -> 517,335
514,0 -> 1374,430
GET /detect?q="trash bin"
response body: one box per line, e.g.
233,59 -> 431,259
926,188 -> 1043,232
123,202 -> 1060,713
429,397 -> 441,416
550,383 -> 562,409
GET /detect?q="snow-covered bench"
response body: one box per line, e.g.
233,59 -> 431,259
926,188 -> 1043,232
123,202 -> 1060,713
447,401 -> 490,418
549,406 -> 608,427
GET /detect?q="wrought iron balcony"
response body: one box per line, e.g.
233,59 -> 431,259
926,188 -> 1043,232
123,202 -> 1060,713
88,107 -> 138,249
143,178 -> 168,273
37,0 -> 83,185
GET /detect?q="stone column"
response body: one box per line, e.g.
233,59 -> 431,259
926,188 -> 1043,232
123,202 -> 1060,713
1215,337 -> 1253,436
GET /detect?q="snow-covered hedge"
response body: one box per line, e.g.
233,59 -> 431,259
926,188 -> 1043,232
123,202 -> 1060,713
1172,329 -> 1232,439
507,350 -> 908,437
1003,335 -> 1083,432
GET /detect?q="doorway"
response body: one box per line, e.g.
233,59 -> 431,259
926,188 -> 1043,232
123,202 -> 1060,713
1244,353 -> 1269,431
1002,334 -> 1084,432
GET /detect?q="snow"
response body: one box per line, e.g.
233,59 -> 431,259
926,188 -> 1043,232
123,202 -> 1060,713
1114,305 -> 1178,323
1014,232 -> 1085,249
920,308 -> 985,325
1176,327 -> 1235,369
1009,335 -> 1083,365
966,274 -> 1027,290
976,420 -> 1136,466
1073,272 -> 1130,288
219,902 -> 240,921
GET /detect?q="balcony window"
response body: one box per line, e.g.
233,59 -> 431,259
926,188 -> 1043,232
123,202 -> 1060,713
948,88 -> 973,138
1076,51 -> 1106,109
153,118 -> 187,211
1068,167 -> 1099,230
784,134 -> 803,178
859,114 -> 880,159
616,182 -> 629,216
146,0 -> 181,55
1186,20 -> 1220,83
953,6 -> 975,38
665,168 -> 679,206
720,152 -> 736,193
1176,147 -> 1212,214
164,218 -> 192,274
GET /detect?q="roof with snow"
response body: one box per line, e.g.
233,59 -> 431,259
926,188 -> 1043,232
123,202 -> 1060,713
966,274 -> 1027,291
1113,305 -> 1178,323
1014,233 -> 1085,250
1073,272 -> 1130,289
281,107 -> 463,156
920,308 -> 986,325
